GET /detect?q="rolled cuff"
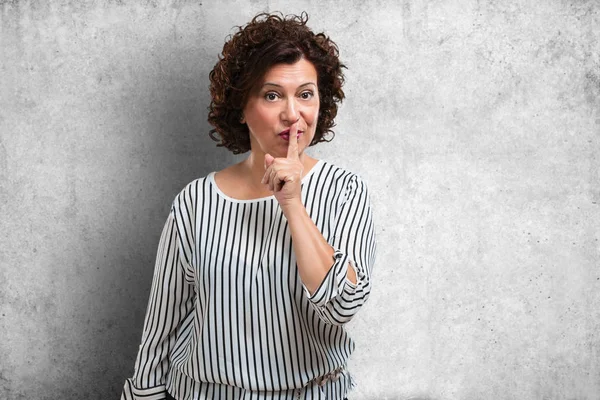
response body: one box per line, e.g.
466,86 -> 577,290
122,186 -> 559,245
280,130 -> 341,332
121,379 -> 167,400
303,249 -> 357,307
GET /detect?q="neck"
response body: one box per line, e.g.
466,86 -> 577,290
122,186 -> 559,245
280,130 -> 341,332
242,151 -> 269,186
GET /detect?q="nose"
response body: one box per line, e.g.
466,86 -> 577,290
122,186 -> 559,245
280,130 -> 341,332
281,98 -> 299,125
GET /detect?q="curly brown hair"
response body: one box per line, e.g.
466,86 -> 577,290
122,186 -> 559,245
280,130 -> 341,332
208,12 -> 346,154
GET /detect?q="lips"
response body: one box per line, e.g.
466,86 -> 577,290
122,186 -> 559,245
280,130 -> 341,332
278,129 -> 304,140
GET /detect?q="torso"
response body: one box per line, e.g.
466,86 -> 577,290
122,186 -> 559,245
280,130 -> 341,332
158,158 -> 369,398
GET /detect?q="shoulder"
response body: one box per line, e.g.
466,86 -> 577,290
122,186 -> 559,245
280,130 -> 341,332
164,174 -> 214,243
317,159 -> 364,179
170,174 -> 212,214
316,159 -> 370,194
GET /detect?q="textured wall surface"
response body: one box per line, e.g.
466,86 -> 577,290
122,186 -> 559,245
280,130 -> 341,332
1,1 -> 599,399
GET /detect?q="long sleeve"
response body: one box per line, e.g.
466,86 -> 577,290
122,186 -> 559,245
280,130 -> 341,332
304,174 -> 377,325
121,201 -> 196,400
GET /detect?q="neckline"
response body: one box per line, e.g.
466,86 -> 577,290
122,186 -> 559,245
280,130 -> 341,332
208,159 -> 323,203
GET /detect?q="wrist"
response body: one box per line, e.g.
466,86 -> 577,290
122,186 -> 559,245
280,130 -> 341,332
280,198 -> 306,221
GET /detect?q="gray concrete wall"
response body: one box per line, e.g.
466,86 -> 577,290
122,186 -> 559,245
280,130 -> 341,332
1,1 -> 598,399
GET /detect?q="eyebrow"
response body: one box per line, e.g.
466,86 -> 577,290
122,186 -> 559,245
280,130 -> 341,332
261,82 -> 317,89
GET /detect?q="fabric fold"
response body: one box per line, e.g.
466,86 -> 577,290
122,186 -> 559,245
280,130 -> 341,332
121,378 -> 167,400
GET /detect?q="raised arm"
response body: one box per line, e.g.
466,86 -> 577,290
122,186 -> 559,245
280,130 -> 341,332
262,124 -> 377,326
121,198 -> 196,400
303,174 -> 376,325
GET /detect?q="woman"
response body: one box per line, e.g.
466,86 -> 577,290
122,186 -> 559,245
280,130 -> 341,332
121,12 -> 376,400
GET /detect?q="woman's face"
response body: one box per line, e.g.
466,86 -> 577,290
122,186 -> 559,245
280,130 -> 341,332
242,58 -> 320,160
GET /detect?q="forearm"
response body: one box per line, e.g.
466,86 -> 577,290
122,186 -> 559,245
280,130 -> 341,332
282,200 -> 357,295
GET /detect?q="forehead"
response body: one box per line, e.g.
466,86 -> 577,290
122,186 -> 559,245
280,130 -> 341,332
260,58 -> 318,86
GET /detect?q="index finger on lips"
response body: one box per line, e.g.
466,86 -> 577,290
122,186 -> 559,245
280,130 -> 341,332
287,122 -> 299,160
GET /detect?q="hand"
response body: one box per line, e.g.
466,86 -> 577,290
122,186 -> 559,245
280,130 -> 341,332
261,122 -> 304,208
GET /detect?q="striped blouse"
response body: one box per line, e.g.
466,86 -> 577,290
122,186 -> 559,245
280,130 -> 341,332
121,159 -> 377,400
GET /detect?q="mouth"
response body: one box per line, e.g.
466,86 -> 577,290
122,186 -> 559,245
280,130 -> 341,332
278,129 -> 304,140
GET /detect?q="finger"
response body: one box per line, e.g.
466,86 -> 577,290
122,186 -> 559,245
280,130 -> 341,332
277,168 -> 297,192
264,153 -> 275,170
261,163 -> 272,184
274,175 -> 284,192
269,167 -> 279,192
287,122 -> 299,160
263,165 -> 274,191
261,169 -> 269,185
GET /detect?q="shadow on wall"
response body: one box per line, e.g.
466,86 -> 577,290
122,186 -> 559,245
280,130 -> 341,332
79,44 -> 239,397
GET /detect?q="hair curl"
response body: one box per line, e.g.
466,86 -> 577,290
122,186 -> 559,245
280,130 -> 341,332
208,12 -> 346,154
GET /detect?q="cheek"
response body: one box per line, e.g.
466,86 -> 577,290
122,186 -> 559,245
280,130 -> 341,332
307,103 -> 320,126
246,107 -> 273,131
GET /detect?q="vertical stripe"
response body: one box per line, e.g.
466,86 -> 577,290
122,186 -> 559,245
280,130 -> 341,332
121,160 -> 376,400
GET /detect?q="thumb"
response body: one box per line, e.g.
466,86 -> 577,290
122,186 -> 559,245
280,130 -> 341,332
264,153 -> 275,169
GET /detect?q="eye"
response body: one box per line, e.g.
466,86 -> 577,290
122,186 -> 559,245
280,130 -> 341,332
300,90 -> 314,100
264,92 -> 279,101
